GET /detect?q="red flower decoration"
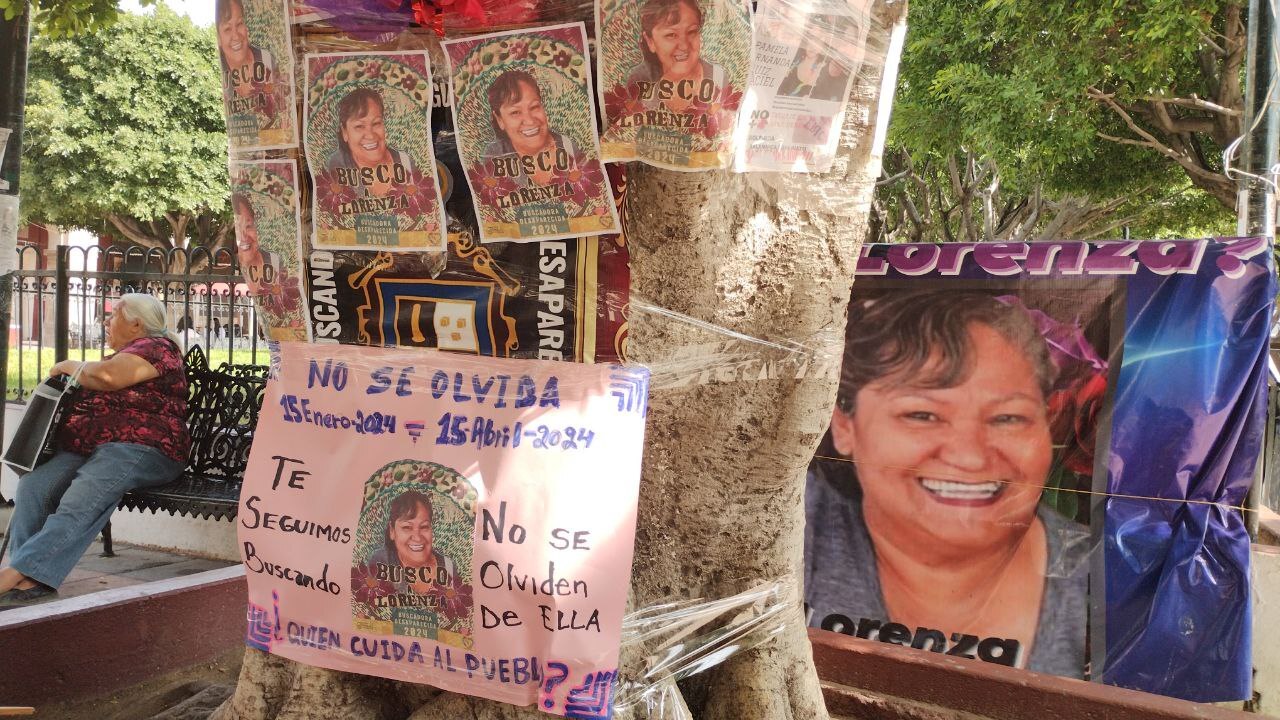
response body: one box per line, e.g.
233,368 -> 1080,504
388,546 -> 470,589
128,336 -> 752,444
316,169 -> 359,217
439,0 -> 485,23
604,83 -> 645,123
1049,372 -> 1107,475
260,272 -> 302,317
430,575 -> 473,622
716,83 -> 744,112
552,50 -> 573,68
399,168 -> 440,221
508,40 -> 530,61
690,83 -> 744,140
553,154 -> 605,208
351,563 -> 396,606
410,0 -> 447,35
466,161 -> 518,209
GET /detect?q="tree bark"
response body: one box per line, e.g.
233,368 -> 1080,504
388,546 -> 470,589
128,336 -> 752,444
207,2 -> 905,718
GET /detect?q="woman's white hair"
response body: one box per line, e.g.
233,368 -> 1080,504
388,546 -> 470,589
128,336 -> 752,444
115,293 -> 181,346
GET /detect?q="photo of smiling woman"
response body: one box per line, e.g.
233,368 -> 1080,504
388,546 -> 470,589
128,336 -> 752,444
306,51 -> 445,250
598,0 -> 748,168
444,24 -> 618,242
482,70 -> 579,188
231,192 -> 281,294
325,88 -> 416,200
370,491 -> 457,600
351,461 -> 477,646
228,160 -> 308,341
217,0 -> 275,100
805,288 -> 1101,679
215,0 -> 294,150
626,0 -> 726,112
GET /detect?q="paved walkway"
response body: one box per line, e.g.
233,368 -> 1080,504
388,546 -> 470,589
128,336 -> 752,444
1,533 -> 235,606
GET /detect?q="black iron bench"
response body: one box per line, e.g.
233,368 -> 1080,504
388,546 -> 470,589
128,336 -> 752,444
1,346 -> 266,560
102,346 -> 267,555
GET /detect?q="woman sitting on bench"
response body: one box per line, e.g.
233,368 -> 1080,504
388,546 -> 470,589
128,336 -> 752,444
0,294 -> 190,605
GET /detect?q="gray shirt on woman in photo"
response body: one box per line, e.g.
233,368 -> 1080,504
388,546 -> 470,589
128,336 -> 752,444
803,464 -> 1091,679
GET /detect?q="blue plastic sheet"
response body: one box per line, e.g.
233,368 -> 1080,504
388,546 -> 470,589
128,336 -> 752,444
1100,238 -> 1273,699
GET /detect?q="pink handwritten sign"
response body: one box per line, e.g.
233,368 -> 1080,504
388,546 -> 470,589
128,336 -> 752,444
239,342 -> 649,717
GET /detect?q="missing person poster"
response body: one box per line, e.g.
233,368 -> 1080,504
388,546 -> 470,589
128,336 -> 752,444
217,0 -> 298,152
304,133 -> 630,363
239,343 -> 649,716
304,51 -> 447,251
596,0 -> 751,169
735,0 -> 870,172
805,239 -> 1274,702
443,24 -> 619,244
230,160 -> 309,342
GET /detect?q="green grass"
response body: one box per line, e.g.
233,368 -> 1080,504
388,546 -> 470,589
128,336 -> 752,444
4,346 -> 267,400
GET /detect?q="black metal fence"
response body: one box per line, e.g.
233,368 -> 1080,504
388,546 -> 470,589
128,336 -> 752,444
6,243 -> 269,403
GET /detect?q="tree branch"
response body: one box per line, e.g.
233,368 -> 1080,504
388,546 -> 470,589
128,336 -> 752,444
1140,95 -> 1239,117
1198,31 -> 1227,58
1091,87 -> 1233,195
1216,2 -> 1246,140
165,211 -> 191,250
105,214 -> 165,250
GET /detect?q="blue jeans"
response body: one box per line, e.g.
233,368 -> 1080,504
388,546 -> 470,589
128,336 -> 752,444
6,443 -> 184,589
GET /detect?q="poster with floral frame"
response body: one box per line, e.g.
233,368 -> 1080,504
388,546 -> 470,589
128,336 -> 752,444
351,460 -> 478,647
229,160 -> 310,342
216,0 -> 298,152
443,23 -> 620,244
596,0 -> 751,170
304,51 -> 448,252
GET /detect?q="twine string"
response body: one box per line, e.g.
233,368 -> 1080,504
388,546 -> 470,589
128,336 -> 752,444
812,454 -> 1253,514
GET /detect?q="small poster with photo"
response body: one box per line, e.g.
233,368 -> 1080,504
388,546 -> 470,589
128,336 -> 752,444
304,51 -> 448,251
597,0 -> 751,170
351,461 -> 476,646
735,0 -> 871,172
443,23 -> 620,244
216,0 -> 298,152
229,160 -> 310,342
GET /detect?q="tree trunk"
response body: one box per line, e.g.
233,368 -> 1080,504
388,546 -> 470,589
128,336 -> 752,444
208,2 -> 905,718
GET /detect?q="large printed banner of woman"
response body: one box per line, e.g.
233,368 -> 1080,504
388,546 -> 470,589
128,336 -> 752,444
216,0 -> 297,152
229,160 -> 310,342
304,52 -> 448,251
597,0 -> 750,169
805,239 -> 1274,702
806,283 -> 1106,678
443,24 -> 620,244
735,0 -> 871,172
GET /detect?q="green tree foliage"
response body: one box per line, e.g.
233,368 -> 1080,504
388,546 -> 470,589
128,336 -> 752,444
20,6 -> 231,259
876,0 -> 1242,242
2,0 -> 150,38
